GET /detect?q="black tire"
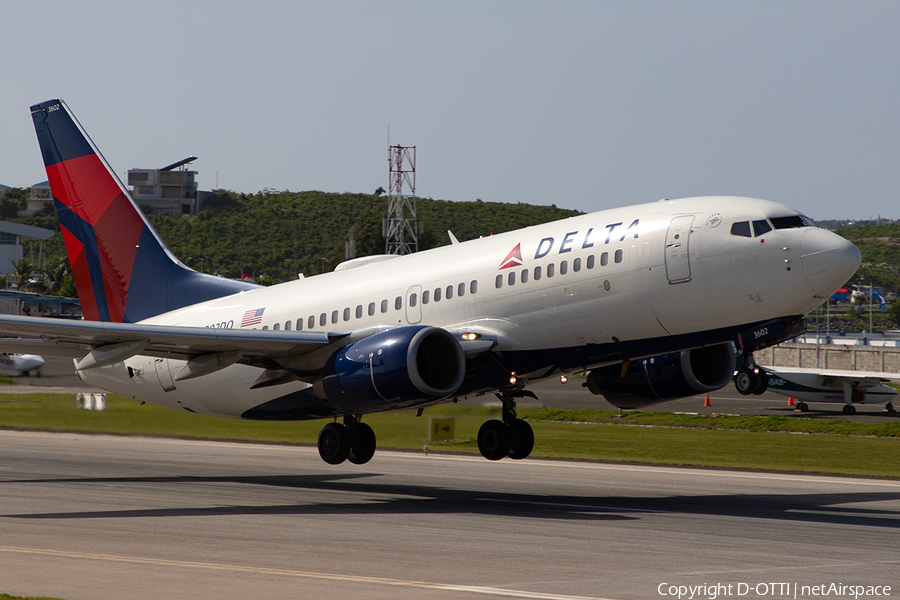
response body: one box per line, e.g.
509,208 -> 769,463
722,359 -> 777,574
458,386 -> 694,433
885,402 -> 895,413
318,422 -> 351,465
348,422 -> 376,465
798,402 -> 809,412
735,368 -> 755,395
477,420 -> 510,461
751,369 -> 768,395
842,404 -> 856,415
507,419 -> 534,460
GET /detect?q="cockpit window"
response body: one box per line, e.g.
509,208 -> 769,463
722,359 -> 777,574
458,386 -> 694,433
770,215 -> 812,230
730,221 -> 751,237
752,219 -> 772,236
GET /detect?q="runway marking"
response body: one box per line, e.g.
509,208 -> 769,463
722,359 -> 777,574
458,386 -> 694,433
0,545 -> 617,600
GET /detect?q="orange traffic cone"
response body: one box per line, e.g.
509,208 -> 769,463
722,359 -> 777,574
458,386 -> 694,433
787,397 -> 794,407
703,394 -> 711,407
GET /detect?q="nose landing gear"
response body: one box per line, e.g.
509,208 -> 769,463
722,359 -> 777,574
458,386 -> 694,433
735,354 -> 768,396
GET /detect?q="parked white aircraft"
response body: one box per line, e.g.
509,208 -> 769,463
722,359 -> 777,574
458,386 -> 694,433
762,366 -> 897,414
0,353 -> 44,377
0,99 -> 861,465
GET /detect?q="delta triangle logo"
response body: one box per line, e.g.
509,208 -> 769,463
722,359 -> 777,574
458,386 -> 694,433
499,243 -> 523,270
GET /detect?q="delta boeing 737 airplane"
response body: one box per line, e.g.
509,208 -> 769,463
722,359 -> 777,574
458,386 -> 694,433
0,99 -> 861,465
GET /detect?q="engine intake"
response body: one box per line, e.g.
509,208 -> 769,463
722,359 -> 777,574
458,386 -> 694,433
586,343 -> 735,409
314,326 -> 465,413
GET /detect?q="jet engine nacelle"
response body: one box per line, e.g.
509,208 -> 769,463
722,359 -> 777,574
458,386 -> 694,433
314,325 -> 465,413
586,343 -> 736,409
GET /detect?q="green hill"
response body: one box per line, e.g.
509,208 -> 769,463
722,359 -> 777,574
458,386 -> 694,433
835,222 -> 900,294
6,190 -> 898,302
9,190 -> 583,285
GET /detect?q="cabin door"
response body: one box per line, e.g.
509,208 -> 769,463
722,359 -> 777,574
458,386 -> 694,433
664,215 -> 694,284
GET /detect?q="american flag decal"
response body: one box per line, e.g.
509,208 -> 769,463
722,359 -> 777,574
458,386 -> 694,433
240,307 -> 265,327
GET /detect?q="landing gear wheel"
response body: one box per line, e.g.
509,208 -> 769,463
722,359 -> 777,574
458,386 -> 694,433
478,420 -> 511,461
842,404 -> 857,416
885,402 -> 895,413
507,419 -> 534,460
751,370 -> 768,395
318,422 -> 351,465
348,422 -> 376,465
735,368 -> 755,395
797,402 -> 809,412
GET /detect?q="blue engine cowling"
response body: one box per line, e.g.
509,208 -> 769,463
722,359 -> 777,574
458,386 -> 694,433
586,343 -> 736,409
314,325 -> 466,413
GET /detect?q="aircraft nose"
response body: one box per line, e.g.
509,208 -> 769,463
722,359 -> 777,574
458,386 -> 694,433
800,229 -> 861,297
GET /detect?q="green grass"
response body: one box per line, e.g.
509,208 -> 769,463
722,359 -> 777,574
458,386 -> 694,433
0,394 -> 898,478
0,594 -> 64,600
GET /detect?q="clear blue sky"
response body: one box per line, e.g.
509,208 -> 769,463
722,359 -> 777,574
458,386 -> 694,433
2,1 -> 898,220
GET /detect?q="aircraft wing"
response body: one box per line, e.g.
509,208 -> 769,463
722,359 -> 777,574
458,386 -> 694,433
0,314 -> 340,367
763,366 -> 900,387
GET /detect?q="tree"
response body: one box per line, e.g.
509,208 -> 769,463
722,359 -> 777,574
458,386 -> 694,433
11,259 -> 33,292
887,298 -> 900,324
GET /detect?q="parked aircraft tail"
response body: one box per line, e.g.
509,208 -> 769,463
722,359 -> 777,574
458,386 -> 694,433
30,99 -> 257,323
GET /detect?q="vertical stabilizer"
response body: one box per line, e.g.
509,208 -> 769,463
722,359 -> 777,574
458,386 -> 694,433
30,99 -> 257,323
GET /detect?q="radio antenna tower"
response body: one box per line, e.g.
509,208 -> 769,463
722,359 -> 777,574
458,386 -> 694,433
383,145 -> 422,254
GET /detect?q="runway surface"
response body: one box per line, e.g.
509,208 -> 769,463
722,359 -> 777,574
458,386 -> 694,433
1,431 -> 898,600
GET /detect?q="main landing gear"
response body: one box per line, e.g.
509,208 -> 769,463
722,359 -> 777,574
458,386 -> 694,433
317,415 -> 377,465
734,353 -> 768,396
477,390 -> 535,461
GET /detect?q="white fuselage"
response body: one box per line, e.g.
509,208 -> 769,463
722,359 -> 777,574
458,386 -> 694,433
764,366 -> 898,406
79,196 -> 859,419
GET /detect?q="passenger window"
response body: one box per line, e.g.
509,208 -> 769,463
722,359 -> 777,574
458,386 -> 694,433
308,315 -> 315,329
262,325 -> 268,331
614,249 -> 623,263
496,274 -> 503,289
730,221 -> 752,237
521,269 -> 529,283
573,257 -> 581,272
319,313 -> 326,326
331,310 -> 339,324
297,318 -> 303,331
343,307 -> 350,321
381,299 -> 388,313
423,290 -> 430,304
446,285 -> 453,299
434,287 -> 442,302
753,219 -> 772,236
458,282 -> 465,297
560,261 -> 568,275
470,280 -> 477,294
355,305 -> 363,319
547,263 -> 555,277
368,302 -> 375,316
410,293 -> 417,307
273,322 -> 280,331
394,296 -> 402,310
508,271 -> 516,286
534,265 -> 542,280
587,255 -> 595,269
600,252 -> 609,266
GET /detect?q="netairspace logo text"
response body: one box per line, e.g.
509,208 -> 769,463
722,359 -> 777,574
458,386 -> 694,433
657,582 -> 892,600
